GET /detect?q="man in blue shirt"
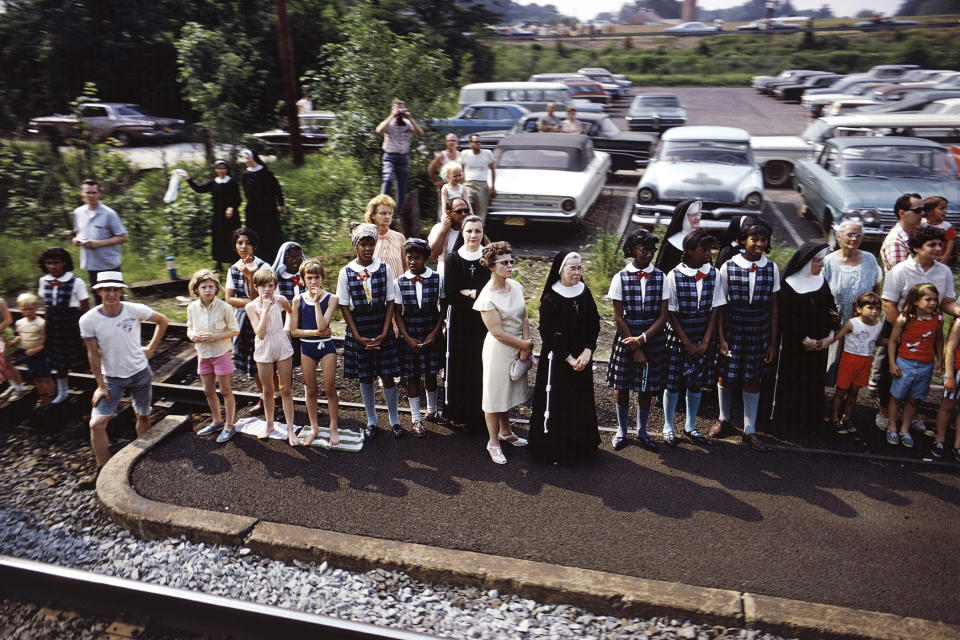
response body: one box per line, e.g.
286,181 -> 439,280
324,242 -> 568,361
71,179 -> 128,303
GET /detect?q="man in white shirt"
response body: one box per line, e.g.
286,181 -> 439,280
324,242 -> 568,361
461,134 -> 496,222
79,272 -> 168,487
375,99 -> 424,207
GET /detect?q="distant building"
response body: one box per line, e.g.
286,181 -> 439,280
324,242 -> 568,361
682,0 -> 696,22
625,9 -> 664,25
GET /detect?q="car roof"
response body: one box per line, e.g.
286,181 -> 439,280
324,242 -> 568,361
828,136 -> 944,149
525,111 -> 608,122
462,102 -> 529,110
662,126 -> 749,141
817,113 -> 960,126
462,82 -> 568,90
633,94 -> 680,99
498,132 -> 590,149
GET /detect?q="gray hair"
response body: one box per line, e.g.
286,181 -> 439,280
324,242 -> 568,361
837,220 -> 863,235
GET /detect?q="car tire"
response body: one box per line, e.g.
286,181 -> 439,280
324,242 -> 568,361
762,161 -> 792,188
112,131 -> 132,147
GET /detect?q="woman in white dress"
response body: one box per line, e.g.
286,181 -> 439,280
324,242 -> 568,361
474,241 -> 534,464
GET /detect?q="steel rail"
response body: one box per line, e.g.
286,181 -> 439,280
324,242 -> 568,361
0,556 -> 447,640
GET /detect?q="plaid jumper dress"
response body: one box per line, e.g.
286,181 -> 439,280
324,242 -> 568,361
41,275 -> 87,371
664,268 -> 717,391
229,257 -> 266,376
343,263 -> 400,381
607,268 -> 666,392
397,272 -> 443,377
718,260 -> 774,386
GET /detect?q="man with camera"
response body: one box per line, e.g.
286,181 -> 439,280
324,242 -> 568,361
375,99 -> 423,208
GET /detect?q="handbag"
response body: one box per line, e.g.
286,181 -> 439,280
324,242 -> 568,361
509,354 -> 533,381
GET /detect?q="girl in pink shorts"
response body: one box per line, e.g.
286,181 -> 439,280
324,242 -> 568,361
187,270 -> 240,442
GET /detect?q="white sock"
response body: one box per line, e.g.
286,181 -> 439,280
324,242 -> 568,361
52,378 -> 69,403
426,390 -> 438,415
743,390 -> 760,435
718,384 -> 733,422
409,396 -> 422,423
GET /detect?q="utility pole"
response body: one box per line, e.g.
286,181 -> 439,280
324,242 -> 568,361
275,0 -> 304,166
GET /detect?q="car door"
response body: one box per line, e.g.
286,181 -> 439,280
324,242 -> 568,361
489,107 -> 517,131
458,107 -> 483,135
79,104 -> 111,138
581,144 -> 609,215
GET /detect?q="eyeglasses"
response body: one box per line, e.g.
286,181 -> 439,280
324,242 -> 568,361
494,259 -> 515,266
841,232 -> 863,238
906,207 -> 924,214
451,208 -> 470,214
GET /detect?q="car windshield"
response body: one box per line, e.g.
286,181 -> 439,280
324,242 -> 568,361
638,96 -> 679,107
116,106 -> 147,117
496,148 -> 572,170
658,139 -> 750,164
569,85 -> 597,95
840,145 -> 956,179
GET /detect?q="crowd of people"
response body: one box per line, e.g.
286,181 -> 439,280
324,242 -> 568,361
2,98 -> 959,487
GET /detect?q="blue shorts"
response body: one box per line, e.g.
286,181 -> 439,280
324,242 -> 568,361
889,356 -> 934,401
301,338 -> 336,361
92,366 -> 153,417
24,350 -> 51,381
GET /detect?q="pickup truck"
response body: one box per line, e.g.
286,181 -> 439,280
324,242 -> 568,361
27,102 -> 186,146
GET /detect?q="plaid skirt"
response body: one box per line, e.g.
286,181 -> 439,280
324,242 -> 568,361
232,317 -> 258,376
607,328 -> 666,393
398,316 -> 443,378
45,306 -> 87,371
664,327 -> 717,391
718,308 -> 771,385
343,308 -> 400,381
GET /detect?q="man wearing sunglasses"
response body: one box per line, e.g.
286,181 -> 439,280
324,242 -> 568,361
428,197 -> 474,276
880,193 -> 924,272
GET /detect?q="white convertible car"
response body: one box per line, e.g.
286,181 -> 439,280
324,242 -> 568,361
487,133 -> 611,227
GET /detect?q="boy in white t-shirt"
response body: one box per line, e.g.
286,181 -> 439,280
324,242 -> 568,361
826,292 -> 885,434
78,271 -> 168,487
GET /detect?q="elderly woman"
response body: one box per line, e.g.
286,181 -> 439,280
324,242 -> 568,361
239,149 -> 285,260
365,194 -> 407,285
822,220 -> 883,382
528,251 -> 601,465
443,214 -> 489,429
177,160 -> 242,271
474,241 -> 534,464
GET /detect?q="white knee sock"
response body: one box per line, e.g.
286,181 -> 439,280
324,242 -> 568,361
684,391 -> 703,433
52,378 -> 69,404
662,390 -> 679,435
743,390 -> 760,435
718,384 -> 733,422
409,396 -> 422,423
359,382 -> 377,426
426,390 -> 438,415
384,384 -> 400,426
616,404 -> 629,437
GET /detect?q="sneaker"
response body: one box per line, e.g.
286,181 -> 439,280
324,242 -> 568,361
900,432 -> 915,448
7,387 -> 29,402
885,430 -> 899,446
830,420 -> 845,435
930,441 -> 945,458
197,421 -> 224,436
839,420 -> 856,435
911,417 -> 933,437
216,427 -> 236,443
875,414 -> 890,430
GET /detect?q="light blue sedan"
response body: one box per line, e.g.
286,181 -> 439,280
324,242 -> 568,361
793,136 -> 960,245
431,103 -> 529,137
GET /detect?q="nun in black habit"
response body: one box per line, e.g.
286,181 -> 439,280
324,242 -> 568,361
239,148 -> 286,260
528,251 -> 601,465
654,199 -> 702,274
177,160 -> 242,268
770,242 -> 838,431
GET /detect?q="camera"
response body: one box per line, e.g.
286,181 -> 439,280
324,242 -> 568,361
396,108 -> 407,117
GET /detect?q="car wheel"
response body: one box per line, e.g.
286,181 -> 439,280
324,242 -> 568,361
112,131 -> 132,147
762,161 -> 792,188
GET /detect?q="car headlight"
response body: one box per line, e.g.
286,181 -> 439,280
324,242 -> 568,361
561,198 -> 576,212
844,208 -> 878,224
638,187 -> 655,203
744,192 -> 763,208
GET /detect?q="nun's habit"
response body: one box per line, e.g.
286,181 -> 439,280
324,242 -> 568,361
240,149 -> 285,260
770,243 -> 838,429
715,215 -> 748,268
654,199 -> 701,274
185,160 -> 242,264
528,251 -> 601,465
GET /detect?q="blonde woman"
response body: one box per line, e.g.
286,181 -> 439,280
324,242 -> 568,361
364,194 -> 407,284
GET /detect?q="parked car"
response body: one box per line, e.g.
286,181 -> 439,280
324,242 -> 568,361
664,22 -> 723,35
465,111 -> 656,172
633,126 -> 764,228
920,98 -> 960,116
27,102 -> 186,146
576,68 -> 627,98
822,98 -> 881,117
763,70 -> 830,95
793,137 -> 959,245
564,81 -> 610,105
853,89 -> 960,114
252,110 -> 335,150
736,19 -> 801,32
625,94 -> 687,131
430,103 -> 529,137
578,67 -> 631,89
801,82 -> 888,117
773,73 -> 843,101
856,16 -> 918,29
457,82 -> 572,112
486,133 -> 610,227
752,69 -> 821,93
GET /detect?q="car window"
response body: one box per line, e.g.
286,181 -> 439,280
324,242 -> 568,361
523,119 -> 538,132
115,106 -> 146,117
821,146 -> 840,173
640,97 -> 680,107
840,145 -> 955,178
461,107 -> 479,120
496,148 -> 572,170
659,140 -> 750,164
81,106 -> 108,118
491,108 -> 509,119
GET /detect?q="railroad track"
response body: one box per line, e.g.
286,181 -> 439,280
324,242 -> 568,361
0,556 -> 445,640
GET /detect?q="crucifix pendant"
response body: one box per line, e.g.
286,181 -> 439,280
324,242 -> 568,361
572,300 -> 579,313
468,264 -> 476,277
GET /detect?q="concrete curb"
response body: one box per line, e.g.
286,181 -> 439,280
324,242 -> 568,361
98,416 -> 960,640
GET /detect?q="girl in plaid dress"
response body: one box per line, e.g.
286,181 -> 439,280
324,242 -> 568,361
661,230 -> 719,447
606,229 -> 669,452
395,238 -> 444,437
225,228 -> 268,409
37,247 -> 90,403
711,218 -> 779,452
337,223 -> 403,439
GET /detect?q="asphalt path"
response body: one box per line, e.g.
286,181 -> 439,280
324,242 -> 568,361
133,410 -> 960,625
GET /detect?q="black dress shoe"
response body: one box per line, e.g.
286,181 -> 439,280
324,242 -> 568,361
391,423 -> 405,438
663,431 -> 677,448
364,425 -> 377,439
685,429 -> 709,445
637,431 -> 659,452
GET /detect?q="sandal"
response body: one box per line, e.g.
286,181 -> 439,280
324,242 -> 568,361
486,444 -> 507,464
498,432 -> 528,447
250,399 -> 264,413
411,421 -> 427,437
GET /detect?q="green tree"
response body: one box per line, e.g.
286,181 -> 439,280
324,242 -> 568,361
175,22 -> 267,161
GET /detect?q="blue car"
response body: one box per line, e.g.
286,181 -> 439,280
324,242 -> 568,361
431,103 -> 529,137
